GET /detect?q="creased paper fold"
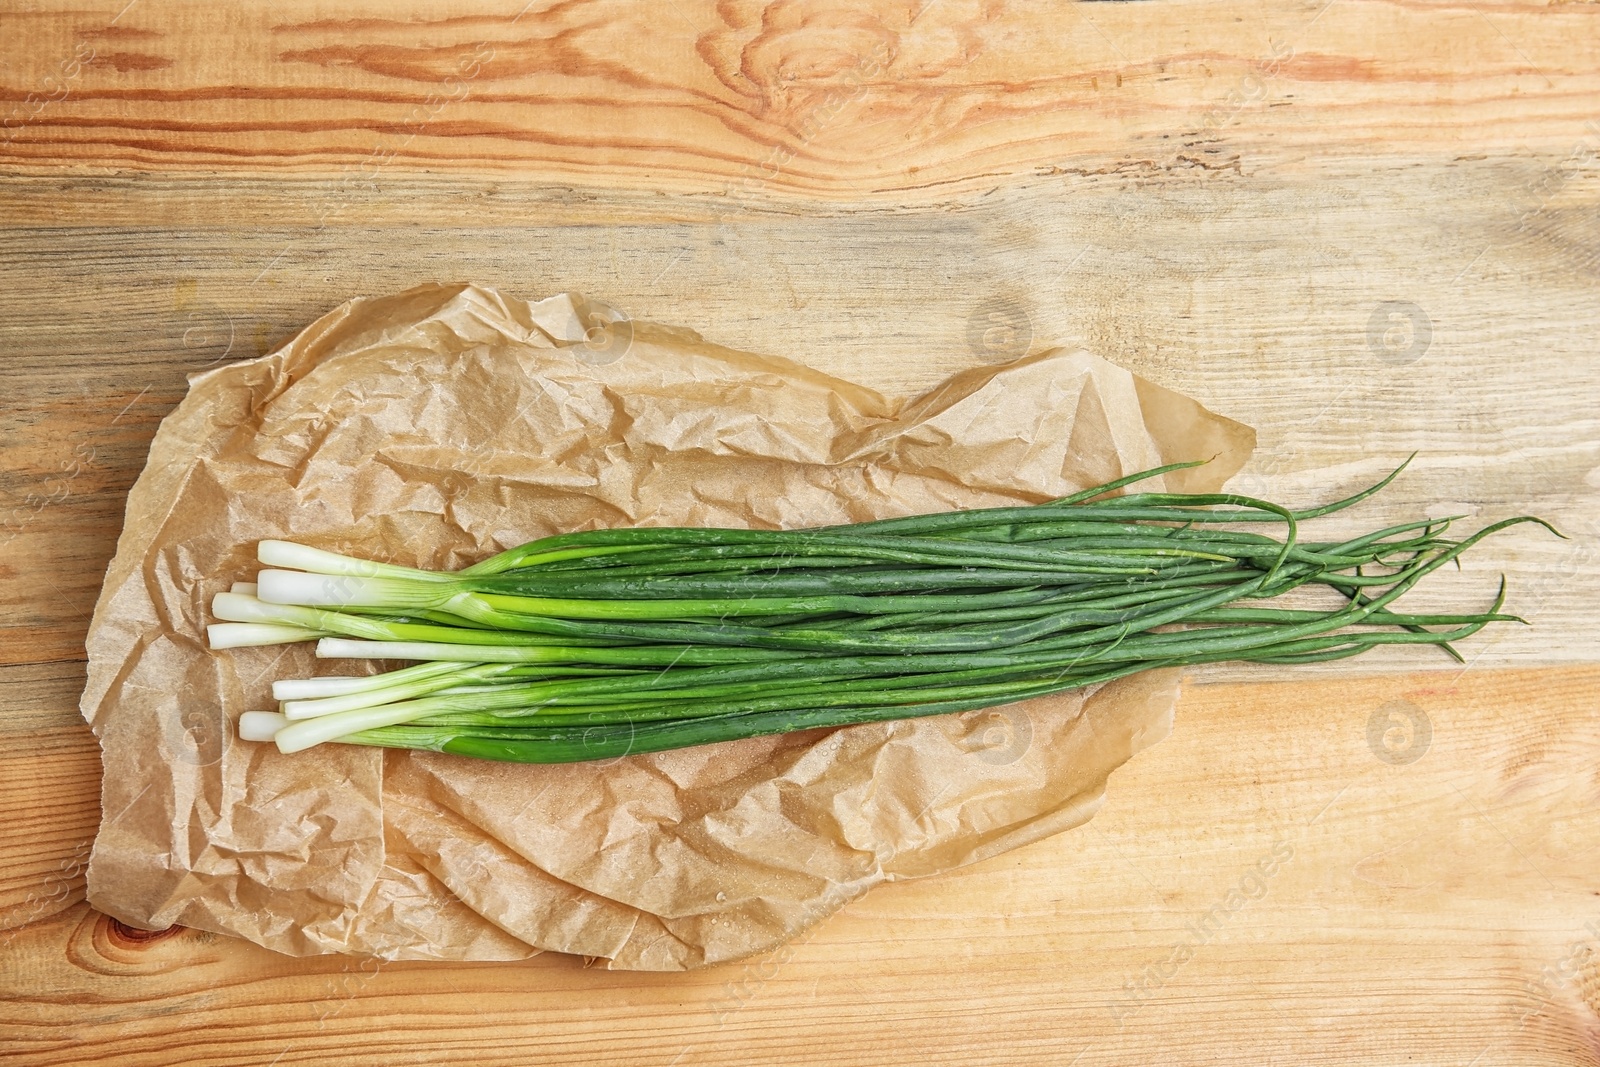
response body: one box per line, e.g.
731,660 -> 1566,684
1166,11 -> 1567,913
82,283 -> 1253,970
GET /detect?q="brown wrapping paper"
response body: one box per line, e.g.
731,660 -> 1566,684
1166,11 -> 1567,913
81,283 -> 1254,969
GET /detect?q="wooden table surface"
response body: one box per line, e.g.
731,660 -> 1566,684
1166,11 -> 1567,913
3,2 -> 1598,1064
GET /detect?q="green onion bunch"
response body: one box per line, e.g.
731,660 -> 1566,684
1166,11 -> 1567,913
208,459 -> 1550,764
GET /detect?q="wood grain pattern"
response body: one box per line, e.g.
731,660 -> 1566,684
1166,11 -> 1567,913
2,0 -> 1599,192
0,663 -> 98,928
3,159 -> 1595,670
2,667 -> 1596,1065
2,1 -> 1598,1064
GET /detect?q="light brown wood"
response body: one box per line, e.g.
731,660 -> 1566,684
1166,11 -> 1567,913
2,1 -> 1597,1064
0,662 -> 99,912
4,159 -> 1595,669
4,0 -> 1600,192
2,668 -> 1596,1065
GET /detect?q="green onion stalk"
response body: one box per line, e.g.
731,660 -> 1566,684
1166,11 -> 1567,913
210,457 -> 1554,763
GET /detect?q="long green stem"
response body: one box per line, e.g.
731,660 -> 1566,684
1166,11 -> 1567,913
208,457 -> 1548,762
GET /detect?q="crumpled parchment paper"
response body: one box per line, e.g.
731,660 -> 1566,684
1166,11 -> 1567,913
81,283 -> 1254,969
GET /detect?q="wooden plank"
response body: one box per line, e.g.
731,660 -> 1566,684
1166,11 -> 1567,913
1,666 -> 1595,1066
2,2 -> 1597,1064
0,661 -> 98,930
2,159 -> 1595,669
1,0 -> 1598,188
